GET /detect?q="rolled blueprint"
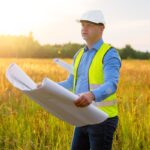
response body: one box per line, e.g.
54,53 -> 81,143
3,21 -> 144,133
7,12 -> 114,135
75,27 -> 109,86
6,63 -> 108,127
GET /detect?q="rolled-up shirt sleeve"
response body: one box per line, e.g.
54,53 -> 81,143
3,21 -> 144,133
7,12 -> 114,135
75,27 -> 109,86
92,48 -> 121,102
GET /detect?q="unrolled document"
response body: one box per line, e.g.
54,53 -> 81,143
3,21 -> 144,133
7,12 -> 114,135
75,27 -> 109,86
6,63 -> 108,127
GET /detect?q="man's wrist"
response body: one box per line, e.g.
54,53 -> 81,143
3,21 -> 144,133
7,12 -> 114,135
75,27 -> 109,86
89,91 -> 95,101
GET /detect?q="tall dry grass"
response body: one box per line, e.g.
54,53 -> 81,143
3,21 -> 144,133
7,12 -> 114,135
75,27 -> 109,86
0,58 -> 149,150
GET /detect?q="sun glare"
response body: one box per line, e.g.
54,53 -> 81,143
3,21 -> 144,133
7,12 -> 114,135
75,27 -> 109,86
0,0 -> 55,35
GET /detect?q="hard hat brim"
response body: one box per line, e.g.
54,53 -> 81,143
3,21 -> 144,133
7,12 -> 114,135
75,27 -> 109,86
76,19 -> 105,26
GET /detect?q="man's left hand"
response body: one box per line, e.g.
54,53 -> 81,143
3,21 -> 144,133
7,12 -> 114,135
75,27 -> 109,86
74,92 -> 95,107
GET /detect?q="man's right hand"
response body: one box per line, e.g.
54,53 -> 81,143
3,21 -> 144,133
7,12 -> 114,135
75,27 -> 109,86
37,83 -> 42,88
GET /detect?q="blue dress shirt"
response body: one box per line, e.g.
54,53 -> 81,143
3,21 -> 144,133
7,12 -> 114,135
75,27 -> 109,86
58,39 -> 121,102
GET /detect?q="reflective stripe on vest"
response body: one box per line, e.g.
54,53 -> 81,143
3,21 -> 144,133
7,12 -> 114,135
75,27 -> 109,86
90,84 -> 102,89
73,43 -> 119,118
92,100 -> 117,107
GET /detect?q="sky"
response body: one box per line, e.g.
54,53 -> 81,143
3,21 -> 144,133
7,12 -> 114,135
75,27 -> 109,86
0,0 -> 150,52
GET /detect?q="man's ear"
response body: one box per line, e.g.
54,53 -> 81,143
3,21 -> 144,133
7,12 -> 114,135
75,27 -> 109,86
99,25 -> 104,33
101,25 -> 105,31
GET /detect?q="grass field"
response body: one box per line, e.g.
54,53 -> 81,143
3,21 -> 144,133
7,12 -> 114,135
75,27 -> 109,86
0,58 -> 150,150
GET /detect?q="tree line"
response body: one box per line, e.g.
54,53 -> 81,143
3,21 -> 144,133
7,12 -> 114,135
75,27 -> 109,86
0,33 -> 150,59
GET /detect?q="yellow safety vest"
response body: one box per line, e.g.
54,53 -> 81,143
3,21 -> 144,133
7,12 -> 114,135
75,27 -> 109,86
73,43 -> 118,118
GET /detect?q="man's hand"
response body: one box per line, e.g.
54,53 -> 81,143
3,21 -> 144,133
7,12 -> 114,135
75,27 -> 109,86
74,92 -> 95,107
37,83 -> 42,88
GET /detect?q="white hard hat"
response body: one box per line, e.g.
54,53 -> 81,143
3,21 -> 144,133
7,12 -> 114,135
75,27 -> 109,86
77,10 -> 106,26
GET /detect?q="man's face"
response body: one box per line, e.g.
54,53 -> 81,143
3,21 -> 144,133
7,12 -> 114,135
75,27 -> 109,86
80,21 -> 104,42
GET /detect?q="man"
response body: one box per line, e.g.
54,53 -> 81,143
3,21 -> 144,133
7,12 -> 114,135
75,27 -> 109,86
58,10 -> 121,150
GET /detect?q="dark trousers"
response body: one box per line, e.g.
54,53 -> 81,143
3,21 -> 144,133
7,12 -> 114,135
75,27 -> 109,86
71,116 -> 118,150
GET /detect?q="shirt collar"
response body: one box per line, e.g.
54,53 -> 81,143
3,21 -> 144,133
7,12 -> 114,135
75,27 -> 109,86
84,39 -> 104,52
